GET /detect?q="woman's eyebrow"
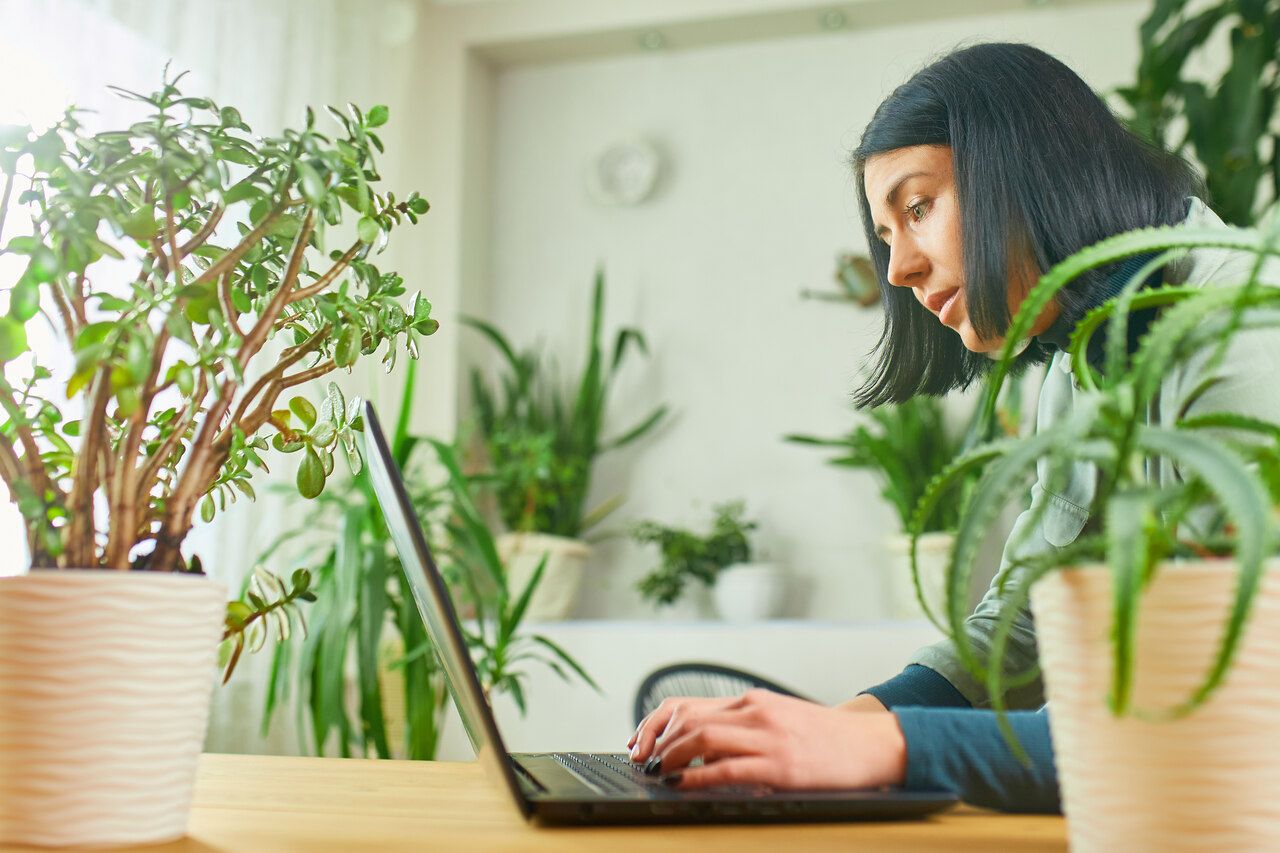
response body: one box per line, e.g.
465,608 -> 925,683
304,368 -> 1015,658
873,171 -> 931,240
883,171 -> 930,208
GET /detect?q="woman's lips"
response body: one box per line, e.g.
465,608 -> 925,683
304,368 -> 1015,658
924,287 -> 961,324
938,289 -> 962,326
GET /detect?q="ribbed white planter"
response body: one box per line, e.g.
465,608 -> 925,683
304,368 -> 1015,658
0,570 -> 227,848
496,532 -> 590,621
1032,560 -> 1280,852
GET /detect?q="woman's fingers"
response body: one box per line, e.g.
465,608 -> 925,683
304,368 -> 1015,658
655,718 -> 770,774
665,756 -> 777,791
629,696 -> 738,762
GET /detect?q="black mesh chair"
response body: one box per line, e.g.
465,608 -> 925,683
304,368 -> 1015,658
633,662 -> 810,727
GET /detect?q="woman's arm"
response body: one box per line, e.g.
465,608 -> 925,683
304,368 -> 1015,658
629,690 -> 1062,813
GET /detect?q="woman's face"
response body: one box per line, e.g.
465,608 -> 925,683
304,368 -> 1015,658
862,144 -> 1056,353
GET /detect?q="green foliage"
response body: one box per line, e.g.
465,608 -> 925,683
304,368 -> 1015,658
1115,0 -> 1280,225
787,397 -> 965,532
633,501 -> 757,607
465,269 -> 668,538
916,214 -> 1280,761
787,379 -> 1022,532
0,69 -> 437,681
260,364 -> 598,759
219,566 -> 316,683
0,69 -> 436,574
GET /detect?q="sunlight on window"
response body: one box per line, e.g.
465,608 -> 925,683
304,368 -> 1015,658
0,33 -> 73,575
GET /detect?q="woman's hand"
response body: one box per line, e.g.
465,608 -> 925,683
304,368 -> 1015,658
627,689 -> 908,791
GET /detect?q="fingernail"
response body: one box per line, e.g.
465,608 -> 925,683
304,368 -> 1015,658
629,746 -> 639,760
660,772 -> 683,787
643,756 -> 662,775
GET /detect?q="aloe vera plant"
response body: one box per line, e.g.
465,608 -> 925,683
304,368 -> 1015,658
911,216 -> 1280,757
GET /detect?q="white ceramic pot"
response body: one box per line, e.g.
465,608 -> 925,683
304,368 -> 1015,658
883,531 -> 952,622
496,532 -> 590,621
0,569 -> 226,848
712,562 -> 786,622
1032,560 -> 1280,852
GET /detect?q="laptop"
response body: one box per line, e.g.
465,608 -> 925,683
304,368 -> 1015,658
361,401 -> 959,825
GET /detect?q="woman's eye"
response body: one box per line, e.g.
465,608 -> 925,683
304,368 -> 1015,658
908,201 -> 929,221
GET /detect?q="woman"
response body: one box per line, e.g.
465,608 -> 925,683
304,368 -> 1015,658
627,42 -> 1280,813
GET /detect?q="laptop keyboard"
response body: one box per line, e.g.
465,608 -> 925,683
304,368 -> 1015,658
552,752 -> 670,796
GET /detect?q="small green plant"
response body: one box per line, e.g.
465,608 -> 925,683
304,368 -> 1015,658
633,501 -> 758,607
0,70 -> 436,680
914,215 -> 1280,758
465,269 -> 668,538
260,363 -> 598,759
787,397 -> 965,532
786,380 -> 1021,533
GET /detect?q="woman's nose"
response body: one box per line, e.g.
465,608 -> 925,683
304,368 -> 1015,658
886,241 -> 928,288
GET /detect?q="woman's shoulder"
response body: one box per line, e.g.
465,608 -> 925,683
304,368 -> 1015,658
1165,198 -> 1280,290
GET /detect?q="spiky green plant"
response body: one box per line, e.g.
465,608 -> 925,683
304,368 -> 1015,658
464,269 -> 668,538
912,216 -> 1280,759
259,362 -> 598,759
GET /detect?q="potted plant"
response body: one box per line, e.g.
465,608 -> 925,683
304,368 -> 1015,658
786,386 -> 1020,620
258,361 -> 598,760
912,215 -> 1280,847
465,269 -> 668,620
633,501 -> 781,621
0,73 -> 437,848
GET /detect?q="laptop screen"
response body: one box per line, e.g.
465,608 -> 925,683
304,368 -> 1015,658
361,401 -> 532,817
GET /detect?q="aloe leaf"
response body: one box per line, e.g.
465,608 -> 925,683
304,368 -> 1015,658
1179,412 -> 1280,444
1105,489 -> 1158,715
1101,249 -> 1189,384
940,399 -> 1102,679
1133,285 -> 1280,402
908,441 -> 1008,633
984,225 -> 1280,425
1135,424 -> 1275,717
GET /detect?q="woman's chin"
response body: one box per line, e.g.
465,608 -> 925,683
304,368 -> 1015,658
956,323 -> 1003,354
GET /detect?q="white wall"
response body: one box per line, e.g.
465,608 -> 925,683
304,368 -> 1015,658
476,0 -> 1150,620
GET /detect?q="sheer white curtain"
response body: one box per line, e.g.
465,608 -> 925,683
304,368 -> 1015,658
0,0 -> 425,755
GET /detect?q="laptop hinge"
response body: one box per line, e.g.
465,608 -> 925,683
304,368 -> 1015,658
510,756 -> 549,796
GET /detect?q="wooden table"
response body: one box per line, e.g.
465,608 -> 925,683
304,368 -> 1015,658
5,754 -> 1069,851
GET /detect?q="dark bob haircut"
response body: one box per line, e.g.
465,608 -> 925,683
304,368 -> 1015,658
851,42 -> 1203,408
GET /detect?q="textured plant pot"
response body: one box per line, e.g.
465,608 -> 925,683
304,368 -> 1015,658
883,531 -> 952,621
712,562 -> 785,622
0,570 -> 227,848
496,532 -> 590,621
1032,560 -> 1280,852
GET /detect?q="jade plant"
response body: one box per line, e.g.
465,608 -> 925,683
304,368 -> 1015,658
911,216 -> 1280,756
0,71 -> 437,679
